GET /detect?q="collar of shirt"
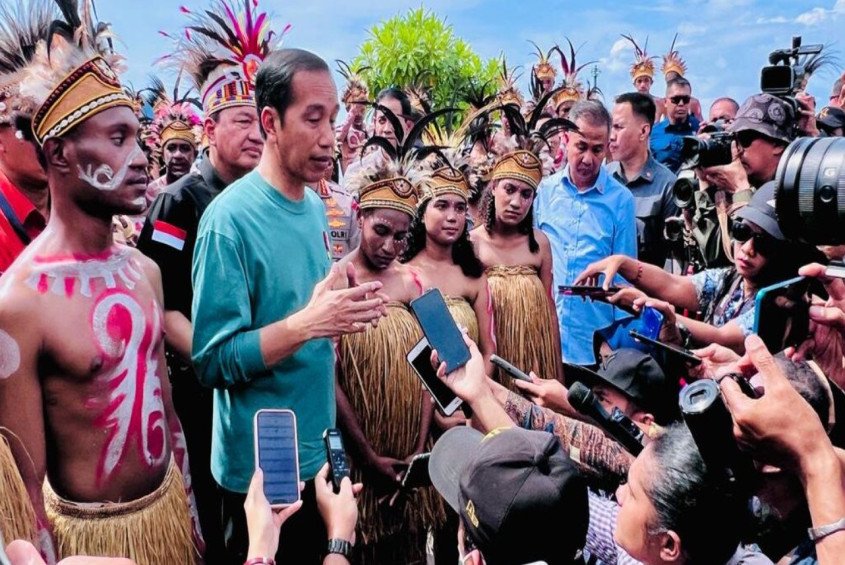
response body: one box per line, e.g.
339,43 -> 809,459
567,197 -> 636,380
561,164 -> 608,196
607,155 -> 660,186
198,150 -> 229,196
0,169 -> 45,230
659,116 -> 699,134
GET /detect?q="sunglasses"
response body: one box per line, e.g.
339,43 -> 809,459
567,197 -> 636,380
735,130 -> 766,149
730,221 -> 775,255
669,95 -> 691,105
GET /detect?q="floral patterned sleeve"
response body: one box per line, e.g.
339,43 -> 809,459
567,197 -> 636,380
690,267 -> 731,313
503,392 -> 632,483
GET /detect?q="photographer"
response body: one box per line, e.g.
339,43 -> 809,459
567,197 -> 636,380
577,185 -> 826,352
722,335 -> 845,565
689,94 -> 798,267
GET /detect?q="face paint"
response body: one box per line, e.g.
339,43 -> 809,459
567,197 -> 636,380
77,145 -> 143,192
0,329 -> 20,380
91,290 -> 166,484
28,247 -> 142,298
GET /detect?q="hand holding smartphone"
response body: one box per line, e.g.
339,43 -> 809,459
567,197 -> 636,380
254,409 -> 300,508
629,330 -> 702,366
407,337 -> 464,416
400,453 -> 431,489
410,288 -> 470,373
753,276 -> 812,352
491,355 -> 533,382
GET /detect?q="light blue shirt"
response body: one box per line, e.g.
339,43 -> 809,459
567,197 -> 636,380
535,166 -> 638,365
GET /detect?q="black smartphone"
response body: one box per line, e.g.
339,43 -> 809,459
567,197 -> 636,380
629,330 -> 702,366
753,276 -> 811,352
254,409 -> 300,508
401,452 -> 431,489
407,337 -> 464,416
558,285 -> 622,296
323,428 -> 350,494
491,354 -> 532,382
410,288 -> 470,373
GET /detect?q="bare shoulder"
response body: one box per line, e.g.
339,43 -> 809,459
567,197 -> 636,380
0,271 -> 41,341
469,225 -> 487,243
533,228 -> 551,249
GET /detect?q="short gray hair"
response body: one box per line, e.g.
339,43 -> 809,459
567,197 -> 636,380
568,100 -> 611,133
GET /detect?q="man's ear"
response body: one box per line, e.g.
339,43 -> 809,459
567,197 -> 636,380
659,530 -> 683,562
260,106 -> 280,140
204,116 -> 217,147
634,411 -> 654,428
772,142 -> 786,158
44,137 -> 70,174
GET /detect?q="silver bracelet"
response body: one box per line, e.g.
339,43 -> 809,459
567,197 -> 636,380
808,517 -> 845,541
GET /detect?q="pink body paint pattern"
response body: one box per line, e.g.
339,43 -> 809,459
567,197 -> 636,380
27,248 -> 142,298
91,289 -> 166,484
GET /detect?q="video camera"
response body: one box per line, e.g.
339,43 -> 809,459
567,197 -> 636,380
761,36 -> 823,97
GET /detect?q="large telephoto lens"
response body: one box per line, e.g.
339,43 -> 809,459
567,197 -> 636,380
775,137 -> 845,245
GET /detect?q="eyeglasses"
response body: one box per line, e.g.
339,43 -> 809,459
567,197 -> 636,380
669,95 -> 691,105
730,221 -> 775,255
735,130 -> 767,149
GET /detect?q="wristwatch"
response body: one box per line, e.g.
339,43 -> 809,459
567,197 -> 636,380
808,517 -> 845,541
326,538 -> 352,558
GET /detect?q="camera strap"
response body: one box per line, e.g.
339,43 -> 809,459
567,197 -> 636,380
715,191 -> 734,263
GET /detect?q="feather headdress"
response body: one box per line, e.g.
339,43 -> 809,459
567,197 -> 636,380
552,39 -> 595,109
622,34 -> 656,82
0,0 -> 58,124
160,0 -> 290,115
144,74 -> 203,152
530,40 -> 557,84
496,56 -> 524,109
336,59 -> 369,108
661,34 -> 687,79
20,0 -> 133,145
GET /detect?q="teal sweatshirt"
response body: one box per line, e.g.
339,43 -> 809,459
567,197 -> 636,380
192,170 -> 334,493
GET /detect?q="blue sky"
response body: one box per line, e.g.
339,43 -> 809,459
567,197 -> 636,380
105,0 -> 845,114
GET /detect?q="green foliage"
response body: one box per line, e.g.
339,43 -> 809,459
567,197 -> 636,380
353,8 -> 499,110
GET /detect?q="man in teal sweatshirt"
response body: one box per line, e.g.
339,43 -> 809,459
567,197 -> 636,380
192,48 -> 386,564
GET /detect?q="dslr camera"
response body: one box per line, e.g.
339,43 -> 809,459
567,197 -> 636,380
679,132 -> 735,170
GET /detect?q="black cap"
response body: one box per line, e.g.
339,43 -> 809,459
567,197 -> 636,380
817,106 -> 845,133
735,181 -> 784,240
430,427 -> 588,565
577,348 -> 677,425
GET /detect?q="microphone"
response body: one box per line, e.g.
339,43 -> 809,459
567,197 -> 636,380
567,382 -> 644,456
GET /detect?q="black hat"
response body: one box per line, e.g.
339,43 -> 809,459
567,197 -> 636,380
735,181 -> 784,240
430,426 -> 588,565
575,348 -> 677,425
817,106 -> 845,133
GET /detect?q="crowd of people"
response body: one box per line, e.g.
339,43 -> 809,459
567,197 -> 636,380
0,0 -> 845,564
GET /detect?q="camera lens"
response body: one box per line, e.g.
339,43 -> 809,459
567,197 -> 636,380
775,137 -> 845,245
664,217 -> 685,241
672,177 -> 698,209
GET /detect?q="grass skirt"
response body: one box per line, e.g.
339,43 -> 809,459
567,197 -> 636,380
0,433 -> 36,544
43,458 -> 196,565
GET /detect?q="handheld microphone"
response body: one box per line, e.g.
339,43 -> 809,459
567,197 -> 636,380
567,382 -> 644,456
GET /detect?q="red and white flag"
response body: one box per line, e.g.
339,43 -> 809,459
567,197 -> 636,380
151,220 -> 187,251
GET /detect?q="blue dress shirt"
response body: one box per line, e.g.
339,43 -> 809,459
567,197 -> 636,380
649,116 -> 700,173
535,166 -> 638,365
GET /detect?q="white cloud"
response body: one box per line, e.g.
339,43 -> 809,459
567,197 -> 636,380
795,1 -> 845,26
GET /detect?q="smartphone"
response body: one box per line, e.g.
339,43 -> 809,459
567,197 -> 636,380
407,337 -> 464,416
254,409 -> 300,508
410,288 -> 470,373
558,285 -> 622,296
323,428 -> 350,494
401,452 -> 431,489
628,330 -> 702,366
491,355 -> 532,382
753,276 -> 811,352
640,306 -> 665,341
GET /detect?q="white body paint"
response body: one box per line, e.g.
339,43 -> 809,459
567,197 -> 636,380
93,292 -> 166,479
0,329 -> 21,380
26,248 -> 142,297
77,146 -> 143,192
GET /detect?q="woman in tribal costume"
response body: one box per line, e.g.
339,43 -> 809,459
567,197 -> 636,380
470,149 -> 564,388
334,156 -> 444,565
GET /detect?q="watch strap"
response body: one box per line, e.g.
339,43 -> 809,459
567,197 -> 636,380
808,517 -> 845,541
326,538 -> 352,557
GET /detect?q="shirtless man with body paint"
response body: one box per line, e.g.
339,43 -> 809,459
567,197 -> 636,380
0,100 -> 199,560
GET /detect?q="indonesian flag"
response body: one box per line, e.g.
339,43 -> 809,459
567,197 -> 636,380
151,220 -> 187,251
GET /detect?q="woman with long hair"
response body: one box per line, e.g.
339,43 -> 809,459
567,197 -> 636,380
402,167 -> 496,377
470,150 -> 563,385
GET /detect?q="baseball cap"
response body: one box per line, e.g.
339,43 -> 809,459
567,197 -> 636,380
430,426 -> 588,565
729,93 -> 795,144
575,348 -> 678,425
735,181 -> 784,240
817,105 -> 845,133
